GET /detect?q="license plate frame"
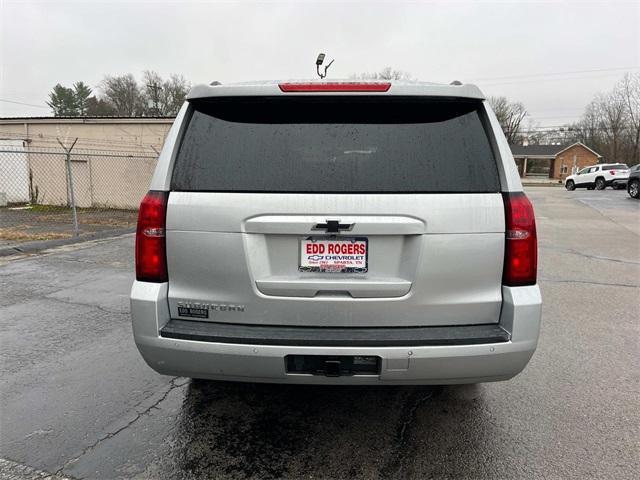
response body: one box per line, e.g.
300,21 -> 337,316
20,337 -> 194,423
299,236 -> 368,274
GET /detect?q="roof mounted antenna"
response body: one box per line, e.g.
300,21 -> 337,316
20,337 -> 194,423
316,53 -> 334,79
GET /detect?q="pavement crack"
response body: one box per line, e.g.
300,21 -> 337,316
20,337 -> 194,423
576,199 -> 640,238
541,278 -> 639,289
396,390 -> 433,445
380,387 -> 441,479
564,249 -> 640,265
54,377 -> 185,477
541,246 -> 640,265
45,296 -> 129,316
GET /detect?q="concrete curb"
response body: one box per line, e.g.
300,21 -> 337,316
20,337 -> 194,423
0,227 -> 135,257
523,182 -> 563,187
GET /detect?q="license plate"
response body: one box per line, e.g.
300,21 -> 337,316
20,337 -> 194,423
299,237 -> 368,273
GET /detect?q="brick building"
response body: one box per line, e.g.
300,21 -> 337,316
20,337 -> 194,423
510,142 -> 602,180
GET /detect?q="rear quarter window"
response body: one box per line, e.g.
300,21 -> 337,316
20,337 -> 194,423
600,164 -> 628,171
171,96 -> 500,193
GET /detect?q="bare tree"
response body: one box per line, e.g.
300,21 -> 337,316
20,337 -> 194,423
160,74 -> 190,116
620,73 -> 640,164
487,96 -> 527,144
142,71 -> 190,116
509,73 -> 639,165
579,101 -> 608,152
351,67 -> 413,81
100,74 -> 144,116
593,89 -> 628,162
85,97 -> 116,116
142,70 -> 164,116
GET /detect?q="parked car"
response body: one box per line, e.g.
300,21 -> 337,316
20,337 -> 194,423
627,164 -> 640,199
130,80 -> 541,385
564,163 -> 629,191
610,164 -> 635,189
616,163 -> 640,194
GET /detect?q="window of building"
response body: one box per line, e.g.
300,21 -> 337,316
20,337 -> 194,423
560,164 -> 568,174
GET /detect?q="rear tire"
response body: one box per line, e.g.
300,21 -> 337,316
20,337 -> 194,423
629,179 -> 640,199
565,180 -> 575,191
595,177 -> 605,190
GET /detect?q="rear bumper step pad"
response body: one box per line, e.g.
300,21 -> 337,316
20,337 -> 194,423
160,319 -> 510,347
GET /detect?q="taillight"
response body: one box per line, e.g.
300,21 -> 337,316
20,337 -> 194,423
278,82 -> 391,92
611,171 -> 616,175
503,192 -> 537,286
135,191 -> 168,282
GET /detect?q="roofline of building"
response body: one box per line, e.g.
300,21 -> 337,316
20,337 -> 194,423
511,141 -> 603,159
0,116 -> 176,124
512,154 -> 556,159
555,141 -> 603,158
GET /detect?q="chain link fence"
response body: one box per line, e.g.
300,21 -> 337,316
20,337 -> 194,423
0,145 -> 158,246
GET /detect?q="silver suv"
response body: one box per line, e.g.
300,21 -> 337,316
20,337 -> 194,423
131,80 -> 541,385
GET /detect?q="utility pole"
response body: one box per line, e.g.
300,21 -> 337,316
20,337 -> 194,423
57,137 -> 79,236
147,83 -> 161,116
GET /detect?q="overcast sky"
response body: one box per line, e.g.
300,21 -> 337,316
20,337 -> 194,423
1,0 -> 639,126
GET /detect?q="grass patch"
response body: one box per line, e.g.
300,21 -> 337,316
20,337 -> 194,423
27,204 -> 73,213
78,217 -> 136,227
5,204 -> 137,214
0,228 -> 72,242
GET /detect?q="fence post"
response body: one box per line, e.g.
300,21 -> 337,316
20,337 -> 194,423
57,138 -> 79,236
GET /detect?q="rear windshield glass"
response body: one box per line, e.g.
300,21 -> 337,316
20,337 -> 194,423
171,97 -> 500,193
600,164 -> 628,170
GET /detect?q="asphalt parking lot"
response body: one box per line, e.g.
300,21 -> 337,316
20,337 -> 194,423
1,186 -> 638,479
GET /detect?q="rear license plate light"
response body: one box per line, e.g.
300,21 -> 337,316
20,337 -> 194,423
285,355 -> 381,376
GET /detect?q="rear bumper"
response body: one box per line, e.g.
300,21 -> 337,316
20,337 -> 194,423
130,282 -> 541,385
611,177 -> 629,186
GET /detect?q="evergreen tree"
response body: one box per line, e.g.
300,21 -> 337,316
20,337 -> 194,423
46,84 -> 78,116
73,81 -> 93,115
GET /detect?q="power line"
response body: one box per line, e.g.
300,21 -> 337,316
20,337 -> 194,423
0,98 -> 49,109
471,66 -> 640,83
481,72 -> 637,87
527,115 -> 584,120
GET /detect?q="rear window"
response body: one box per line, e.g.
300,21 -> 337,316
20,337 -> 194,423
600,164 -> 628,170
171,97 -> 500,193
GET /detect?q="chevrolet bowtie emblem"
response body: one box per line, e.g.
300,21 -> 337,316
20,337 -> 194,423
312,220 -> 354,233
